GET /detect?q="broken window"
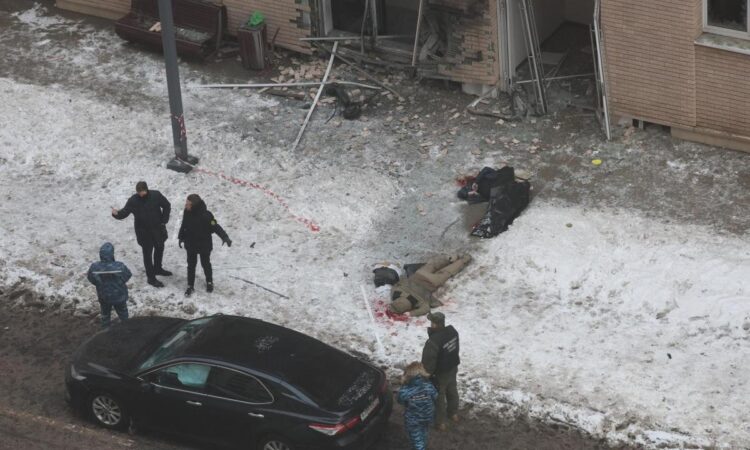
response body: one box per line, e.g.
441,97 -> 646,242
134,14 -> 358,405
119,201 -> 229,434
330,0 -> 369,34
323,0 -> 416,37
705,0 -> 749,37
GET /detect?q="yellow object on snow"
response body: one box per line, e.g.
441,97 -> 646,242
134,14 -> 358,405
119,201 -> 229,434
592,159 -> 602,166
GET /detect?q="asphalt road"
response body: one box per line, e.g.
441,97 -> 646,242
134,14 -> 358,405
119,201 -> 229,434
0,293 -> 631,450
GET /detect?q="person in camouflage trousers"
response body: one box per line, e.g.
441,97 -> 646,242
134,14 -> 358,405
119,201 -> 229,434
389,254 -> 472,316
397,362 -> 438,450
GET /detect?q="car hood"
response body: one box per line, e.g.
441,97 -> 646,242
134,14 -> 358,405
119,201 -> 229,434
73,316 -> 186,374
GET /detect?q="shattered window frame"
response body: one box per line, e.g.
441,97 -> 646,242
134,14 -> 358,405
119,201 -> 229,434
704,0 -> 750,39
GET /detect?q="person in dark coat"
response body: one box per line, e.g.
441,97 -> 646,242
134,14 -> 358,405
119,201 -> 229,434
397,362 -> 438,450
87,242 -> 132,328
421,312 -> 460,431
112,181 -> 172,287
178,194 -> 232,297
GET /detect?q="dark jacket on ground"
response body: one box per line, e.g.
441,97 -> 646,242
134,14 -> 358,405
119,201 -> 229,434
87,243 -> 132,304
397,375 -> 438,425
422,325 -> 460,376
178,199 -> 230,252
113,190 -> 171,246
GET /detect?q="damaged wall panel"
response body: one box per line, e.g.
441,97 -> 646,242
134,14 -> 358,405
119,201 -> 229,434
433,0 -> 501,85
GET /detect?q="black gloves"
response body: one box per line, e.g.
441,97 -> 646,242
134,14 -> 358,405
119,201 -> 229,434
222,238 -> 232,247
178,240 -> 183,249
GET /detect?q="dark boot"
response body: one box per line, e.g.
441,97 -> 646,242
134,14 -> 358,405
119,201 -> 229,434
185,286 -> 195,297
148,278 -> 164,288
155,269 -> 173,276
206,282 -> 213,293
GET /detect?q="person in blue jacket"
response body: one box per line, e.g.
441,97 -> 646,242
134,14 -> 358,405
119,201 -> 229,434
87,242 -> 132,328
397,361 -> 438,450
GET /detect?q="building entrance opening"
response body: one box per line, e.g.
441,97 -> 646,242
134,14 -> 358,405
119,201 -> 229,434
323,0 -> 419,38
494,0 -> 609,136
507,0 -> 598,112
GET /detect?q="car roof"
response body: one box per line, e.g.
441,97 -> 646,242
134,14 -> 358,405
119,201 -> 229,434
179,315 -> 377,410
181,315 -> 286,358
180,315 -> 345,374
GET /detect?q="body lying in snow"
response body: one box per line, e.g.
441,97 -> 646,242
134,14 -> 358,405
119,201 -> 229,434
388,254 -> 472,317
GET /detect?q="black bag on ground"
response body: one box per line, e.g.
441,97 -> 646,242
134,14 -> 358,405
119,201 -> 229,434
477,166 -> 515,200
471,180 -> 531,238
373,267 -> 400,287
457,166 -> 516,203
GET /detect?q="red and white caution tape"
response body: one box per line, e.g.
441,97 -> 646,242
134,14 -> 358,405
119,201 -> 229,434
193,167 -> 321,233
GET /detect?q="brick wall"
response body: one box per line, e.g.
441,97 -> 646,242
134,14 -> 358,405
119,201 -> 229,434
57,0 -> 496,85
695,45 -> 750,135
57,0 -> 312,53
223,0 -> 312,53
435,0 -> 501,85
600,0 -> 702,128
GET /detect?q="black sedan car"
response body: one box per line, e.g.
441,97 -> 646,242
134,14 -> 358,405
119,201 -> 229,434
65,314 -> 392,450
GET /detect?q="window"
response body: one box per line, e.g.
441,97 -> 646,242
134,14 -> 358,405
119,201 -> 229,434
149,363 -> 211,392
138,317 -> 214,371
206,367 -> 273,404
705,0 -> 750,38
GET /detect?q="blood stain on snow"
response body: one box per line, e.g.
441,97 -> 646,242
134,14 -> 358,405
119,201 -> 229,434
455,175 -> 476,187
372,299 -> 411,325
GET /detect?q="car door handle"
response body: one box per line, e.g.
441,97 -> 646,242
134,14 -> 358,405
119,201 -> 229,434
186,401 -> 202,407
247,412 -> 264,418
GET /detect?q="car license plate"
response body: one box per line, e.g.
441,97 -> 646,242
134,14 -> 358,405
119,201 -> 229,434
360,397 -> 379,421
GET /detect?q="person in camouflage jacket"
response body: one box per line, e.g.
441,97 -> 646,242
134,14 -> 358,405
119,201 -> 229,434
397,362 -> 438,450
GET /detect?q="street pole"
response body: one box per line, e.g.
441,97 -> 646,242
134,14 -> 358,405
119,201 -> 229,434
157,0 -> 199,173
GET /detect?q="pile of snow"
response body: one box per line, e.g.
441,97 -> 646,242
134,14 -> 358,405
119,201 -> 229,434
1,5 -> 749,449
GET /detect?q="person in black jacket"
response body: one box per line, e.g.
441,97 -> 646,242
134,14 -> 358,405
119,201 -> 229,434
421,312 -> 460,431
112,181 -> 172,288
178,194 -> 232,297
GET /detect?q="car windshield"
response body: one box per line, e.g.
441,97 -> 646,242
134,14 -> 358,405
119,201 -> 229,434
138,317 -> 214,371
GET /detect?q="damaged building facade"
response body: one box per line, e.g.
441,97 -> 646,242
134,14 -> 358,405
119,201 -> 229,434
57,0 -> 750,152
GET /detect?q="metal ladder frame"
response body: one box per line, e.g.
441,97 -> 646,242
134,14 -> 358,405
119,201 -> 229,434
591,0 -> 611,140
518,0 -> 547,115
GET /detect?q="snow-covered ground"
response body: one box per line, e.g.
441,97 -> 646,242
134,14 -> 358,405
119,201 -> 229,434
1,4 -> 749,449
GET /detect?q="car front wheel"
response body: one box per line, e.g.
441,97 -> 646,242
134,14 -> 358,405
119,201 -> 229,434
90,392 -> 129,430
258,435 -> 295,450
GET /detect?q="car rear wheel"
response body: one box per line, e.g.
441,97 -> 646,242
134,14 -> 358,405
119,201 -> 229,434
90,393 -> 129,430
258,435 -> 295,450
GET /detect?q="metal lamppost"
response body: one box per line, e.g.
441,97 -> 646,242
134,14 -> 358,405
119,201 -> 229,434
157,0 -> 199,173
